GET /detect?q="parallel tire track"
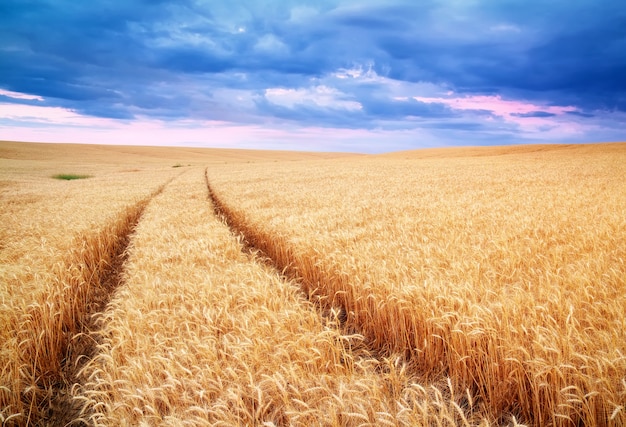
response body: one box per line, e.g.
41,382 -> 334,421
205,170 -> 363,336
149,168 -> 626,427
17,180 -> 172,426
203,170 -> 479,422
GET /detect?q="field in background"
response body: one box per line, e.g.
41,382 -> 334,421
1,140 -> 624,426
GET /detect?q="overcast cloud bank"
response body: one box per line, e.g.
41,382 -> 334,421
1,0 -> 624,152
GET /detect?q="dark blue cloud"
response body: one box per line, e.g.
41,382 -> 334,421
422,122 -> 497,132
0,0 -> 624,147
511,111 -> 557,118
360,96 -> 458,119
370,1 -> 626,111
156,48 -> 233,73
566,111 -> 595,118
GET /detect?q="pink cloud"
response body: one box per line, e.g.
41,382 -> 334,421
0,101 -> 392,151
414,94 -> 585,136
0,103 -> 113,126
414,94 -> 576,117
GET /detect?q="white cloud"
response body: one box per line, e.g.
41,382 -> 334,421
328,65 -> 447,101
333,64 -> 379,81
254,34 -> 289,55
0,89 -> 44,101
265,86 -> 362,111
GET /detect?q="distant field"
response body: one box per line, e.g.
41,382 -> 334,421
1,140 -> 624,426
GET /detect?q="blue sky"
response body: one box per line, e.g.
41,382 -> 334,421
1,0 -> 624,153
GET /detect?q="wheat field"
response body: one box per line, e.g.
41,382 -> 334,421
1,141 -> 624,426
206,143 -> 626,426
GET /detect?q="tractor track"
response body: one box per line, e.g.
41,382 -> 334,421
204,169 -> 381,354
28,177 -> 176,427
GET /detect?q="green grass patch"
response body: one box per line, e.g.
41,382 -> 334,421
52,174 -> 92,181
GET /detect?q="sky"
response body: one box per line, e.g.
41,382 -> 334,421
1,0 -> 625,153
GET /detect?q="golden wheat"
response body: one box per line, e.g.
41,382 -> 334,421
206,143 -> 626,426
1,141 -> 361,425
77,168 -> 475,426
4,141 -> 624,426
0,150 -> 177,425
